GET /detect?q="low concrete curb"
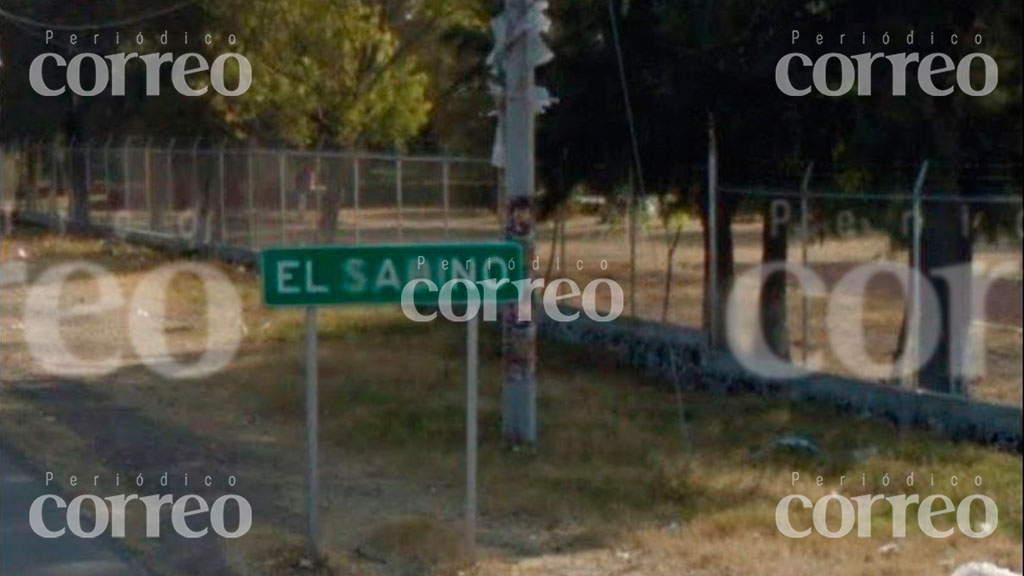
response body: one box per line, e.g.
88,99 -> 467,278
540,312 -> 1023,451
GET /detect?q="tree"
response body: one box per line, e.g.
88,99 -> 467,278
539,0 -> 817,347
538,0 -> 1021,392
205,0 -> 433,241
208,0 -> 431,149
812,0 -> 1022,393
380,0 -> 493,153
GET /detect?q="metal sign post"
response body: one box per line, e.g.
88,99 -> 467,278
261,242 -> 524,557
304,306 -> 320,559
465,312 -> 479,550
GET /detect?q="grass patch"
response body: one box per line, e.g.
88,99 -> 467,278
224,308 -> 1022,543
4,230 -> 1021,575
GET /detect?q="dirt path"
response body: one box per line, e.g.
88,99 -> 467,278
0,446 -> 146,576
3,377 -> 289,576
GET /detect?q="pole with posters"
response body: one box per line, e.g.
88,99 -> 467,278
489,0 -> 554,445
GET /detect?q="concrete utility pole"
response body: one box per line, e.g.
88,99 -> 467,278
501,0 -> 537,445
496,0 -> 553,445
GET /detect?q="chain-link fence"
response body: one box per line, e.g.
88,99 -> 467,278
718,163 -> 1022,407
3,139 -> 1021,407
528,160 -> 1022,407
1,139 -> 501,249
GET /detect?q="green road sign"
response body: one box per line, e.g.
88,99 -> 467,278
261,242 -> 526,307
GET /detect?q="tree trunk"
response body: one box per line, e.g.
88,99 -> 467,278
1,149 -> 21,234
759,202 -> 790,360
193,153 -> 216,247
146,148 -> 163,232
64,84 -> 91,230
318,156 -> 349,243
64,137 -> 89,230
918,198 -> 973,394
559,218 -> 567,272
69,149 -> 90,229
700,200 -> 735,349
26,144 -> 39,212
915,108 -> 973,395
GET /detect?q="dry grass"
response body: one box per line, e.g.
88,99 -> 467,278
1,229 -> 1021,576
534,214 -> 1022,406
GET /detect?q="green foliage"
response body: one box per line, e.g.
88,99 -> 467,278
405,0 -> 489,30
206,0 -> 432,148
382,0 -> 494,153
537,0 -> 1022,220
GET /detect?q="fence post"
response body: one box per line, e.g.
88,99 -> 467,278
907,159 -> 930,388
122,137 -> 132,232
50,138 -> 59,221
799,162 -> 814,367
314,150 -> 324,217
8,142 -> 17,230
628,172 -> 637,319
247,147 -> 256,248
145,138 -> 155,231
103,139 -> 112,225
218,140 -> 227,249
163,138 -> 174,235
0,142 -> 5,232
0,143 -> 9,235
23,141 -> 30,214
81,139 -> 92,228
495,165 -> 505,224
191,138 -> 203,247
396,156 -> 404,239
353,154 -> 361,244
442,159 -> 451,238
36,142 -> 44,215
278,150 -> 287,243
63,138 -> 74,232
707,116 -> 719,350
23,141 -> 33,214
